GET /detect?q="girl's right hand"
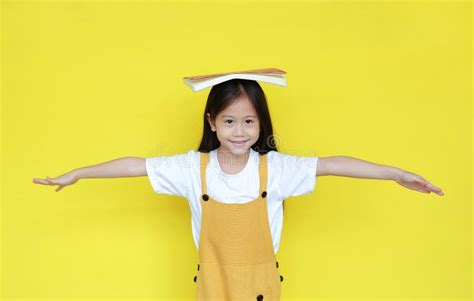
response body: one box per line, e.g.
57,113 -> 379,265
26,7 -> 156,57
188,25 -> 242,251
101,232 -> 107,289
32,172 -> 79,192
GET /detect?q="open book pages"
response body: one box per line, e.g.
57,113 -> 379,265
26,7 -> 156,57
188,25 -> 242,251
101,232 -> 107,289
183,68 -> 287,92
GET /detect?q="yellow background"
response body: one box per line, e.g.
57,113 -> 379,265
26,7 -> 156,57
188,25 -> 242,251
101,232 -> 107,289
1,1 -> 471,300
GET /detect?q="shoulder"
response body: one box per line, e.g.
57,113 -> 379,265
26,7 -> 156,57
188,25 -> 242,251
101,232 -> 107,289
146,149 -> 200,169
265,150 -> 318,169
266,150 -> 320,198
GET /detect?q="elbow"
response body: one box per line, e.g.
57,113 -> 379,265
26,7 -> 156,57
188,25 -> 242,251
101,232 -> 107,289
128,157 -> 147,177
316,157 -> 333,176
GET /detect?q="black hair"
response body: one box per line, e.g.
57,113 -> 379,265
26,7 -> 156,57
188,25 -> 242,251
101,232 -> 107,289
197,78 -> 286,211
198,78 -> 278,154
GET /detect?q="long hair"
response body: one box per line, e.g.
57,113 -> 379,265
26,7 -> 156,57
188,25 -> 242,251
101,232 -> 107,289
198,79 -> 278,154
197,79 -> 286,211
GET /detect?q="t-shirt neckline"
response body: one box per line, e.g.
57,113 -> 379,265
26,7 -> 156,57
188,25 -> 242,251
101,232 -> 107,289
211,148 -> 256,177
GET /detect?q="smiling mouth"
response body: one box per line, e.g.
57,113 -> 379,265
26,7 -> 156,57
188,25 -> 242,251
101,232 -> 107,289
230,140 -> 248,144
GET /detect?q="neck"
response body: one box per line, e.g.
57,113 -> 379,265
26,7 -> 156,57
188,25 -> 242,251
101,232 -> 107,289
217,147 -> 250,166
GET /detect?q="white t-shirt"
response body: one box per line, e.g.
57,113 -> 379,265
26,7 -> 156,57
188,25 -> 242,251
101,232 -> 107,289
145,148 -> 319,254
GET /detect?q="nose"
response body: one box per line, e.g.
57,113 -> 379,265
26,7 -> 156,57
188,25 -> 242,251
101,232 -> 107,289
234,122 -> 244,135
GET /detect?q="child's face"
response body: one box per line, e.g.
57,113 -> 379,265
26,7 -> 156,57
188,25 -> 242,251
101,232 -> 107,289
206,96 -> 260,157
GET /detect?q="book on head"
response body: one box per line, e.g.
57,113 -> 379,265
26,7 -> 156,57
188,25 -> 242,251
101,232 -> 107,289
183,68 -> 287,92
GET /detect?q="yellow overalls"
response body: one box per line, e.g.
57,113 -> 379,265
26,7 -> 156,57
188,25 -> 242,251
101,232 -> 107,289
193,151 -> 283,301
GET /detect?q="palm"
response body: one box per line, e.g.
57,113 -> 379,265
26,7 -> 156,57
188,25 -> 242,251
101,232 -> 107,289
395,171 -> 444,196
32,173 -> 78,192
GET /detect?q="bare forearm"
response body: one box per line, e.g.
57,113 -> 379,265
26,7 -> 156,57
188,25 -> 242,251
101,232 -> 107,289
327,156 -> 402,180
72,157 -> 146,180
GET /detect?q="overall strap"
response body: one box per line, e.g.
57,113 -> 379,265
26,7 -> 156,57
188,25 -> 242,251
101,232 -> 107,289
258,153 -> 268,197
200,152 -> 210,196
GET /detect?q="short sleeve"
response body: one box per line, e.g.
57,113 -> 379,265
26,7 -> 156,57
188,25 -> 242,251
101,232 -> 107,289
270,152 -> 319,199
145,150 -> 195,198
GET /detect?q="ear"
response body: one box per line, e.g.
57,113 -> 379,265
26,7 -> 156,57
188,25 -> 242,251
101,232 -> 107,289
206,113 -> 216,132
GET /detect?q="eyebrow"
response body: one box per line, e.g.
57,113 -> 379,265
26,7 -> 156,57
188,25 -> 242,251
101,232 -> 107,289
221,115 -> 257,118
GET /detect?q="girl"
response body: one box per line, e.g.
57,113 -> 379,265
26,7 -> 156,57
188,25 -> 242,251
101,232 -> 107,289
33,78 -> 444,301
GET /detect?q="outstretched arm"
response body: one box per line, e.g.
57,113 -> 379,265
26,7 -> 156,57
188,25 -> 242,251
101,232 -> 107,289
317,156 -> 444,196
33,157 -> 146,192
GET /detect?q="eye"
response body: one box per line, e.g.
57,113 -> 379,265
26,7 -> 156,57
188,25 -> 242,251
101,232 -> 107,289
225,120 -> 233,124
246,119 -> 254,124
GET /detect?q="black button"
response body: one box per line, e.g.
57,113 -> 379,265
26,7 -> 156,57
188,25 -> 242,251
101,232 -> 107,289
197,264 -> 200,271
261,191 -> 267,198
280,275 -> 284,282
256,294 -> 263,301
193,275 -> 197,282
276,261 -> 279,268
202,194 -> 209,201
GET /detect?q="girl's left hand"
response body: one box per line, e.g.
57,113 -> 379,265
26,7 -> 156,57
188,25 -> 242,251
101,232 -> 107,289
395,170 -> 444,196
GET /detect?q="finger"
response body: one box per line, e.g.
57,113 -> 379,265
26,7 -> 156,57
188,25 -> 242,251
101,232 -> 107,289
45,177 -> 58,185
417,177 -> 429,185
414,187 -> 430,193
416,177 -> 442,192
33,178 -> 50,185
418,184 -> 444,195
424,182 -> 442,193
429,185 -> 444,196
56,186 -> 63,192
